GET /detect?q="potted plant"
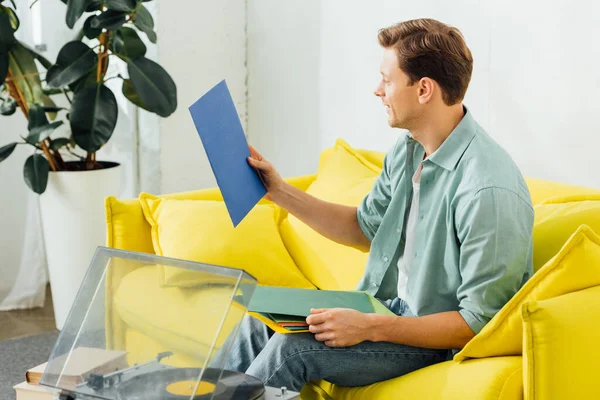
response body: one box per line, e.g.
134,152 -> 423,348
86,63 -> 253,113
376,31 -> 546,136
0,0 -> 177,329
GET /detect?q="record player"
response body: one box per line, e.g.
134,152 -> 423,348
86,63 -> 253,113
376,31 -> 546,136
38,247 -> 286,400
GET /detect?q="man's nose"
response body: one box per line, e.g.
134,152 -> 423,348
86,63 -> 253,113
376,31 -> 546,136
373,85 -> 383,97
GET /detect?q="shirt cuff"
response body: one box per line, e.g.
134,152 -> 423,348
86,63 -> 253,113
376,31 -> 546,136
459,308 -> 488,335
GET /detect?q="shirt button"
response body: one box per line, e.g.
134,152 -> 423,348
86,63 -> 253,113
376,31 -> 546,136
396,227 -> 401,233
372,282 -> 379,288
383,256 -> 389,262
419,215 -> 424,221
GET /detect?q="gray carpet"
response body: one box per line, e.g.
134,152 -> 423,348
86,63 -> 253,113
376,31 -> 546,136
0,331 -> 59,400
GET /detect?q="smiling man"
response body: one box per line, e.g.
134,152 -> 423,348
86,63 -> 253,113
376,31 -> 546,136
227,18 -> 534,391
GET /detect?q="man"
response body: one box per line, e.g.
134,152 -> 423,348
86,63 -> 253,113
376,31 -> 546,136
228,18 -> 534,391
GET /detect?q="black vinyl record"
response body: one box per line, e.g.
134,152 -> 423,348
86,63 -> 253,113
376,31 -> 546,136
116,368 -> 265,400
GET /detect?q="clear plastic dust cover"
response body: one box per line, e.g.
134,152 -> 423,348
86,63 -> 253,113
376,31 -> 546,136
40,247 -> 263,400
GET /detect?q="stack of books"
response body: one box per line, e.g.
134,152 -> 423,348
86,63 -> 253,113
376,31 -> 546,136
13,347 -> 127,400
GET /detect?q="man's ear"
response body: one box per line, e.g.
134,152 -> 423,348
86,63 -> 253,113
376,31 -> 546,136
418,78 -> 435,104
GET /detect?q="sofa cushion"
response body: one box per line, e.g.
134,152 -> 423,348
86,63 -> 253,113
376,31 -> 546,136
113,265 -> 245,360
533,194 -> 600,272
306,357 -> 522,400
454,225 -> 600,361
524,177 -> 600,205
279,138 -> 381,290
522,286 -> 600,400
139,194 -> 314,289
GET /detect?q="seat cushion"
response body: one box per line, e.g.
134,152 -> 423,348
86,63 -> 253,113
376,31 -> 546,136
522,286 -> 600,400
139,195 -> 314,289
304,357 -> 522,400
279,138 -> 381,290
113,265 -> 245,359
532,195 -> 600,272
455,225 -> 600,361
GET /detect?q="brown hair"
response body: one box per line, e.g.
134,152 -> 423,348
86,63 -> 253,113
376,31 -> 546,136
378,18 -> 473,105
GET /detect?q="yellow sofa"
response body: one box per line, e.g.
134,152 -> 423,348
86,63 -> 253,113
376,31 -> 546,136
104,140 -> 600,399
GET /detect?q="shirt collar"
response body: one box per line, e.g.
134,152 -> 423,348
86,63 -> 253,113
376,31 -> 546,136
406,106 -> 477,172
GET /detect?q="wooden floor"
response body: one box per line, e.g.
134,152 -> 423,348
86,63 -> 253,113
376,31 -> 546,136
0,285 -> 57,341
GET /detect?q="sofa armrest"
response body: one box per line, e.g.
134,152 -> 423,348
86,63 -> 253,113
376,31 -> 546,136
522,285 -> 600,400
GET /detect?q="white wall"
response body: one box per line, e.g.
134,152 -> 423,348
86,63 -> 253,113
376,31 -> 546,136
247,0 -> 321,178
0,117 -> 30,299
157,0 -> 247,194
318,0 -> 600,188
246,0 -> 600,189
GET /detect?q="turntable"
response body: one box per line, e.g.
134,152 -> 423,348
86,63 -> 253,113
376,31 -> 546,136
37,247 -> 297,400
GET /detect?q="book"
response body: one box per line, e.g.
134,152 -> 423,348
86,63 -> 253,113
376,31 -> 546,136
247,286 -> 394,333
188,80 -> 267,227
13,381 -> 58,400
25,347 -> 128,388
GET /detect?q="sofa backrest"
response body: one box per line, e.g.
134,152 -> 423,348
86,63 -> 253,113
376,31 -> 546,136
105,144 -> 600,290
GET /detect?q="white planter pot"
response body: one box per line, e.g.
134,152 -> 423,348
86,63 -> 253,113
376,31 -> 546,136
39,162 -> 121,330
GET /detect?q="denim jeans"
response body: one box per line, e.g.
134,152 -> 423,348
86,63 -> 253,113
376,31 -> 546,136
223,297 -> 449,392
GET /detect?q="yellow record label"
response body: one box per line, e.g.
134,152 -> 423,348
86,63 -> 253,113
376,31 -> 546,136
166,380 -> 216,396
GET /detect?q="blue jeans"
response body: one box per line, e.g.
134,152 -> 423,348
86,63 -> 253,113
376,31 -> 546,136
223,298 -> 449,392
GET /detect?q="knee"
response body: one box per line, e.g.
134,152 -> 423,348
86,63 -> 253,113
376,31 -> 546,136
246,334 -> 319,391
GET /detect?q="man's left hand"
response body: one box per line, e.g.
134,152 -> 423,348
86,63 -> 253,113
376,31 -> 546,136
306,308 -> 373,347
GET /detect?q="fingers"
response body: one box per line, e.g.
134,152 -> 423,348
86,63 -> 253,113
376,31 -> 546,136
308,323 -> 328,334
306,311 -> 328,325
310,308 -> 327,314
247,156 -> 269,171
248,144 -> 263,161
314,332 -> 334,342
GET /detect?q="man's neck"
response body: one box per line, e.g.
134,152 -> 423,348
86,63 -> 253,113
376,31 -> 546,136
409,104 -> 466,157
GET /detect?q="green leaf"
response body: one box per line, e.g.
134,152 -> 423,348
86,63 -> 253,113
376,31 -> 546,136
43,105 -> 65,113
42,94 -> 58,120
83,15 -> 102,39
0,50 -> 7,85
122,78 -> 149,110
0,142 -> 17,163
68,68 -> 97,93
111,27 -> 146,58
49,137 -> 70,151
85,0 -> 103,12
23,154 -> 49,194
42,88 -> 65,96
26,120 -> 64,144
0,96 -> 16,115
6,7 -> 18,30
0,8 -> 16,53
26,104 -> 65,143
132,5 -> 156,43
105,0 -> 137,12
126,56 -> 177,117
134,4 -> 154,28
90,10 -> 127,30
21,42 -> 53,69
65,0 -> 87,29
27,103 -> 48,130
46,41 -> 97,88
7,42 -> 44,107
70,83 -> 118,152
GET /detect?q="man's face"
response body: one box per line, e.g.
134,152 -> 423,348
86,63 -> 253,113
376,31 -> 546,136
373,48 -> 419,129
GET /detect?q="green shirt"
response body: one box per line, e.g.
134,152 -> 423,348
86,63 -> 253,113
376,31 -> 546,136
356,108 -> 534,334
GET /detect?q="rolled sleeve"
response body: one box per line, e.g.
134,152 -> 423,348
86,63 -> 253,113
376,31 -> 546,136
357,152 -> 393,241
455,187 -> 534,334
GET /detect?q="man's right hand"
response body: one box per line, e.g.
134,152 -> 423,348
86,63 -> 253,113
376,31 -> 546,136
247,145 -> 285,201
247,144 -> 370,252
